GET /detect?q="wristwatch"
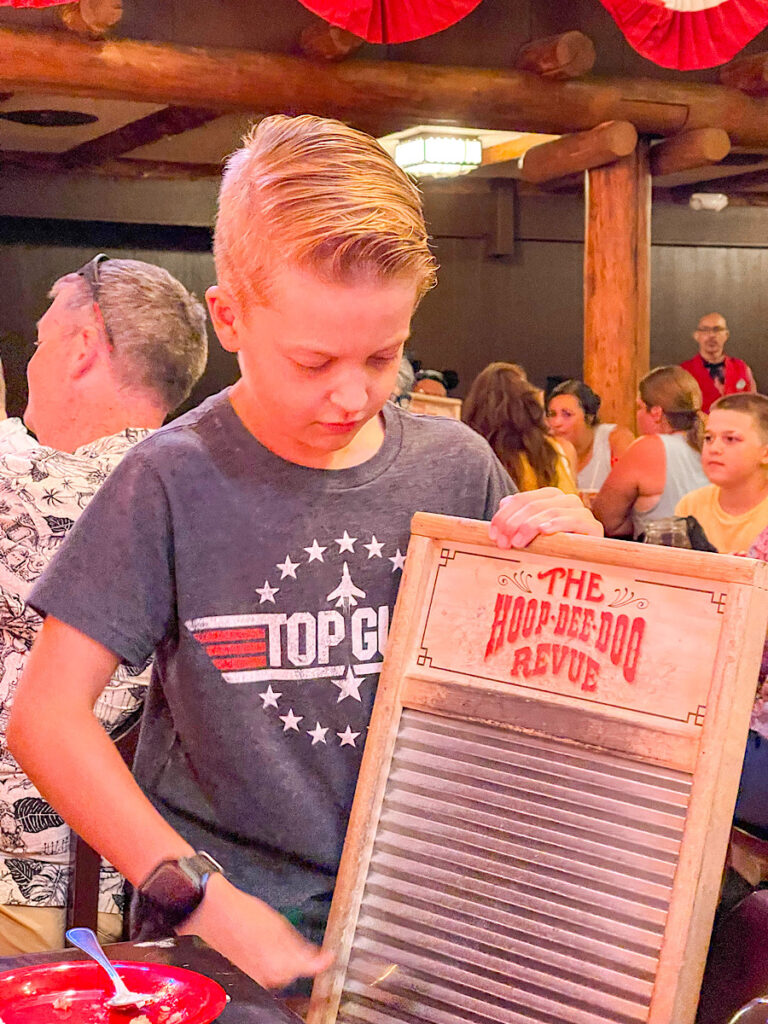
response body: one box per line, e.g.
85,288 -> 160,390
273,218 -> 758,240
137,851 -> 223,929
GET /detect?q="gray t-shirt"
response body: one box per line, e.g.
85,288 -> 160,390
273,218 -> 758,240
29,391 -> 514,911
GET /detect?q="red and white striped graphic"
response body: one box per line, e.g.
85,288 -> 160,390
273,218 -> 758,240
190,623 -> 268,674
598,0 -> 768,69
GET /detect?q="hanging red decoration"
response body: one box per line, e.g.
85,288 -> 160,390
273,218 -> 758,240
0,0 -> 70,5
296,0 -> 484,44
597,0 -> 768,70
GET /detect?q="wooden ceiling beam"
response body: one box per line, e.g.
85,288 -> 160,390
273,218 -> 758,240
519,120 -> 637,184
649,127 -> 731,178
481,133 -> 559,164
720,52 -> 768,97
674,165 -> 768,194
298,20 -> 364,62
514,31 -> 596,80
58,105 -> 221,168
4,28 -> 768,145
0,151 -> 222,179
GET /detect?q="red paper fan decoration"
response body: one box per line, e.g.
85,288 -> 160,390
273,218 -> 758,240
296,0 -> 484,44
597,0 -> 768,70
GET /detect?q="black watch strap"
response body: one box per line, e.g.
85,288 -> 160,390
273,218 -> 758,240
133,850 -> 223,939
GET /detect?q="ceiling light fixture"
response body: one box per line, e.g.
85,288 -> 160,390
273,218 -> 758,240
394,133 -> 483,178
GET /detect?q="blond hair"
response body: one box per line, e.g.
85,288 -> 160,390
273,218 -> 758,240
639,365 -> 704,451
213,114 -> 437,311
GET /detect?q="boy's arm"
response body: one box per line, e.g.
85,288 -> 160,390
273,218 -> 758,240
8,616 -> 333,988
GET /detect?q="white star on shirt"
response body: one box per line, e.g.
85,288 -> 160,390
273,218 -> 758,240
389,548 -> 406,572
337,725 -> 361,747
335,530 -> 357,553
308,722 -> 329,745
280,709 -> 303,732
276,555 -> 300,580
333,666 -> 364,703
364,535 -> 384,558
255,580 -> 279,604
259,685 -> 281,709
304,539 -> 327,563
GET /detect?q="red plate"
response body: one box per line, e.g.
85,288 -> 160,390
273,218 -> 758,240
0,960 -> 228,1024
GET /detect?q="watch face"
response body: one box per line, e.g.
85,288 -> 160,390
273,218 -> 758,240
144,862 -> 201,916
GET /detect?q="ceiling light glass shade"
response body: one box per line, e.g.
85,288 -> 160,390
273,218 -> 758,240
394,134 -> 483,177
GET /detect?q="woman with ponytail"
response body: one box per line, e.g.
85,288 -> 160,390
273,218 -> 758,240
593,366 -> 708,538
464,363 -> 578,493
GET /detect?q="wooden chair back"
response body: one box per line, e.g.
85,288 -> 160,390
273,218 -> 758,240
66,708 -> 143,935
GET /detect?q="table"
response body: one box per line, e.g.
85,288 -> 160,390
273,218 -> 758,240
0,934 -> 303,1023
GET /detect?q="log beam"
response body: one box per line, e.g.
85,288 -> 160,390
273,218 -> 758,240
4,28 -> 768,145
650,128 -> 731,177
720,52 -> 768,97
298,21 -> 364,62
514,31 -> 596,80
59,105 -> 221,168
584,143 -> 651,431
481,133 -> 559,165
58,0 -> 122,37
519,120 -> 637,185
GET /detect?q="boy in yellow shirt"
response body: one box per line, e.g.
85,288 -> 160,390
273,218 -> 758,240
676,393 -> 768,553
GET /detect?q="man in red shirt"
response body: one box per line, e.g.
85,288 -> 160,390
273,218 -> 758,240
681,312 -> 756,413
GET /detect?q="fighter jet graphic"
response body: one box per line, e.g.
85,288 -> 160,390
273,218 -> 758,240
326,561 -> 366,611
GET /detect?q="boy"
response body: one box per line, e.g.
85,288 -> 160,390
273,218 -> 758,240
8,115 -> 600,989
675,393 -> 768,553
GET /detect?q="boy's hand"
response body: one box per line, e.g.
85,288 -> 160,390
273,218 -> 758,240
180,873 -> 334,989
489,489 -> 604,549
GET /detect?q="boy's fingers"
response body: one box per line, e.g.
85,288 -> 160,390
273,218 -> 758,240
491,489 -> 603,548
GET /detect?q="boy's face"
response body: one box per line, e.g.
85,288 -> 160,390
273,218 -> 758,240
702,409 -> 768,488
212,265 -> 418,467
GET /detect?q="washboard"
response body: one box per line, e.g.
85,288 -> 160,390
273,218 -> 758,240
308,512 -> 768,1024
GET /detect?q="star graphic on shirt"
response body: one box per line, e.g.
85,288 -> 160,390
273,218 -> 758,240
276,555 -> 300,580
333,666 -> 364,703
259,685 -> 281,709
389,548 -> 406,572
363,535 -> 384,558
280,709 -> 303,732
337,725 -> 361,748
304,539 -> 327,563
335,530 -> 357,553
308,722 -> 329,745
255,580 -> 279,604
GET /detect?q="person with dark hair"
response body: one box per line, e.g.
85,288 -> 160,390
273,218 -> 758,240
412,369 -> 458,397
592,366 -> 708,538
681,312 -> 756,414
547,379 -> 633,492
676,392 -> 768,552
464,362 -> 577,493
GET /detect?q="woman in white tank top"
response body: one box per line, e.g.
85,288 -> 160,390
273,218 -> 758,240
546,380 -> 634,493
591,366 -> 709,538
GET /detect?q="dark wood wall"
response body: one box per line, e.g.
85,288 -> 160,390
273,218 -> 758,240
2,180 -> 767,421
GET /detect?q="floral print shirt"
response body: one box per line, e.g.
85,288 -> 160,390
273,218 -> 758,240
0,422 -> 151,913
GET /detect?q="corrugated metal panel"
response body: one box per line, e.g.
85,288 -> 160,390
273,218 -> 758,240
336,710 -> 692,1024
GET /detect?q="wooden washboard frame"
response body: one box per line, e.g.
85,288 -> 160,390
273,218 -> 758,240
308,513 -> 768,1024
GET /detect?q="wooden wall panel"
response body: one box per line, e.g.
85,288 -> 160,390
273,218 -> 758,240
2,206 -> 768,425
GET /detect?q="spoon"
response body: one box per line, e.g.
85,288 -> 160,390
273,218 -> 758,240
65,927 -> 152,1009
